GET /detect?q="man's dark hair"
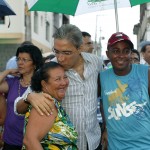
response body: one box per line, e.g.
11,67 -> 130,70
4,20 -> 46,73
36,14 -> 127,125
131,49 -> 140,61
82,32 -> 91,38
43,54 -> 55,62
141,43 -> 150,53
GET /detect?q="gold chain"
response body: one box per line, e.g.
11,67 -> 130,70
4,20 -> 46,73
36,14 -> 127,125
20,78 -> 31,87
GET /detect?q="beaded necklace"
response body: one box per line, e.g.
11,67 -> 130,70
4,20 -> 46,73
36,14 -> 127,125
20,78 -> 31,87
18,79 -> 30,97
18,80 -> 21,97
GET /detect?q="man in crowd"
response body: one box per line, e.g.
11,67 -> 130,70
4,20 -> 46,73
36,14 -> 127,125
81,31 -> 94,53
131,49 -> 140,64
100,32 -> 150,149
16,24 -> 102,150
140,41 -> 150,65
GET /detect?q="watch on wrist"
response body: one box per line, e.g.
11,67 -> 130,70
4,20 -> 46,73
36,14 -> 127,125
23,91 -> 31,104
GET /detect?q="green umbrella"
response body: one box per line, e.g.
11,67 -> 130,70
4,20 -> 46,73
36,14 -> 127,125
26,0 -> 150,16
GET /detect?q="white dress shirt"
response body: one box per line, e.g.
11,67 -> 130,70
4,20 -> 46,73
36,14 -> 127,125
62,52 -> 102,150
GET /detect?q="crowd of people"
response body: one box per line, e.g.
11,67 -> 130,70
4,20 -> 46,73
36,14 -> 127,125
0,24 -> 150,150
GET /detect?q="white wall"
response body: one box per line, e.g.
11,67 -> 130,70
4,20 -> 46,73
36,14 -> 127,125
2,0 -> 25,34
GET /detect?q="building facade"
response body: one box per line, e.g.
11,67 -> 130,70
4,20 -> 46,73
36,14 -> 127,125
0,0 -> 69,71
134,3 -> 150,50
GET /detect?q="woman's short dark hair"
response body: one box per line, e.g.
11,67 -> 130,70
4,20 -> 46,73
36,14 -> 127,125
31,62 -> 63,92
16,45 -> 43,71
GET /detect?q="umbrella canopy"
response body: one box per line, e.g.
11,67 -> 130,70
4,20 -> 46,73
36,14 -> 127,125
26,0 -> 150,16
0,0 -> 16,17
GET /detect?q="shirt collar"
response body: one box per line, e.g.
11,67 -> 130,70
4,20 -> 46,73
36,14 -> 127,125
81,52 -> 92,64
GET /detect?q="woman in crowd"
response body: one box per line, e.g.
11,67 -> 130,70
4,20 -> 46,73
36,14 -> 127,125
23,62 -> 78,150
0,44 -> 43,150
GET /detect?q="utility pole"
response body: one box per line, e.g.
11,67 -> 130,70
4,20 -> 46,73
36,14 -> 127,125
114,0 -> 119,32
25,2 -> 31,41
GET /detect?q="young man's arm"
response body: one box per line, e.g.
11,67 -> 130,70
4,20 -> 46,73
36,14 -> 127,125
98,74 -> 108,150
148,69 -> 150,96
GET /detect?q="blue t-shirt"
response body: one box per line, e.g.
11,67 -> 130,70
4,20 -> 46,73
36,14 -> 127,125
100,64 -> 150,150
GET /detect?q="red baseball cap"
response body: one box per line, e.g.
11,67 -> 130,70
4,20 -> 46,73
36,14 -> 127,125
107,32 -> 134,49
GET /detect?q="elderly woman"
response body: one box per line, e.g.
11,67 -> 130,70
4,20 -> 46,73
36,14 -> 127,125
23,62 -> 78,150
0,44 -> 43,150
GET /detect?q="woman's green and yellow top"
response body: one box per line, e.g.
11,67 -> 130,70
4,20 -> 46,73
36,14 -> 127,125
23,98 -> 78,150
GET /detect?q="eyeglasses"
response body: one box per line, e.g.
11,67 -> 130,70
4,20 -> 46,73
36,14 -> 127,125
52,48 -> 73,56
16,57 -> 32,63
110,48 -> 131,55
